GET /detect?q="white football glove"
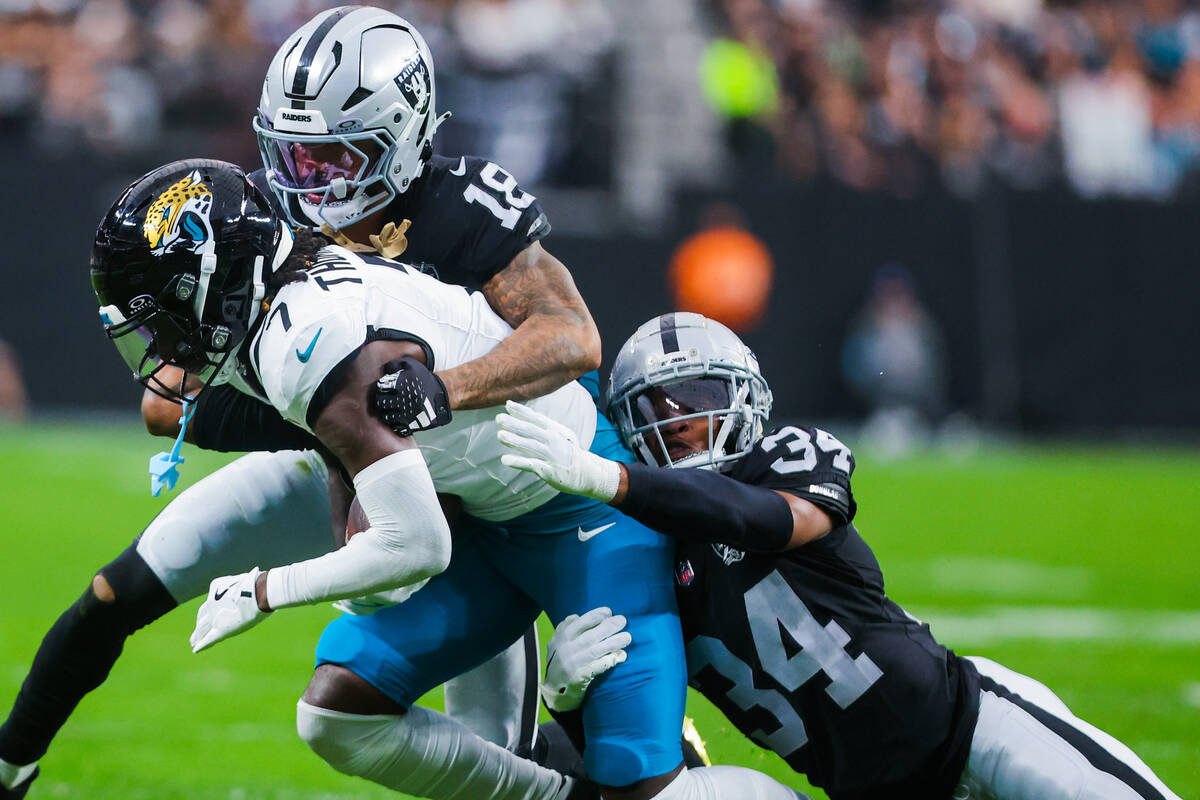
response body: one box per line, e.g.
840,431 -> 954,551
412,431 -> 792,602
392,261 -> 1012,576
496,400 -> 622,503
332,579 -> 429,616
541,607 -> 632,712
190,568 -> 269,653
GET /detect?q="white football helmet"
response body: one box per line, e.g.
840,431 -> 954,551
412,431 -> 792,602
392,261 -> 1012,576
253,6 -> 449,230
608,313 -> 773,471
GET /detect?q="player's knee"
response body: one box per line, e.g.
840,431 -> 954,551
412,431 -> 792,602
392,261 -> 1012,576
296,701 -> 359,774
79,545 -> 176,635
90,574 -> 116,603
296,700 -> 414,781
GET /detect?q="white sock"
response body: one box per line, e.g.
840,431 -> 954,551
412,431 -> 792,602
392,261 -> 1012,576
0,757 -> 36,790
652,766 -> 810,800
296,700 -> 572,800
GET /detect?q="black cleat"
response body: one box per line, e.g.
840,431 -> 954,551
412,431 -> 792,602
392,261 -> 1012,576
0,766 -> 38,800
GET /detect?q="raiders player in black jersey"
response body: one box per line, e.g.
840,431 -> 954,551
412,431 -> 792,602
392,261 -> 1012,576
0,8 -> 598,798
496,313 -> 1182,800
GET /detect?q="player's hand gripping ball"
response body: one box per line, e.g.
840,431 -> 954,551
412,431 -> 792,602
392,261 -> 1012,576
336,497 -> 427,614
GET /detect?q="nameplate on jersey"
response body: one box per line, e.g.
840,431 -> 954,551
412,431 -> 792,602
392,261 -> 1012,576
273,107 -> 328,134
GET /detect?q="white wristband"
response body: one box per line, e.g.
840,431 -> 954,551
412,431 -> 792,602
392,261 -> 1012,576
582,452 -> 622,503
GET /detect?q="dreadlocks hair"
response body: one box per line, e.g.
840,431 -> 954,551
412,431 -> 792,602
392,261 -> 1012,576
265,228 -> 333,297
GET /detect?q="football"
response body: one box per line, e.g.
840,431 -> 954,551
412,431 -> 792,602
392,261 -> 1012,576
345,496 -> 370,541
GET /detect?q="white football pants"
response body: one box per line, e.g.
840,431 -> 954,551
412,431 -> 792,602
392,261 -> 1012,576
955,657 -> 1180,800
135,449 -> 536,751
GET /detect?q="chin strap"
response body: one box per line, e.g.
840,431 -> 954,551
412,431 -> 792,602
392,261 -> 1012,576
149,397 -> 196,497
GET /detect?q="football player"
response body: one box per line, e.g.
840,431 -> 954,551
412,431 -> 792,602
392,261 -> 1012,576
0,8 -> 596,797
85,159 -> 807,800
497,312 -> 1183,800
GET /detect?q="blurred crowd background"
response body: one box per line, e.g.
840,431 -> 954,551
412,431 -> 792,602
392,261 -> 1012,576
0,0 -> 1197,440
7,0 -> 1200,195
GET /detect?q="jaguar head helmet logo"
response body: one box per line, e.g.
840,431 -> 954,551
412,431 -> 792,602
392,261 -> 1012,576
143,170 -> 214,256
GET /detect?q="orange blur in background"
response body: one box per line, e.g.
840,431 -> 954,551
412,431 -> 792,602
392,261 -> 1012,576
669,226 -> 774,333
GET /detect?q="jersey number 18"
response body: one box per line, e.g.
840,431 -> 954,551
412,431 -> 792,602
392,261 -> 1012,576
463,162 -> 535,230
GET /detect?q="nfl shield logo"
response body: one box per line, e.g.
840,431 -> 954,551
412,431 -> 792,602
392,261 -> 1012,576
675,559 -> 695,587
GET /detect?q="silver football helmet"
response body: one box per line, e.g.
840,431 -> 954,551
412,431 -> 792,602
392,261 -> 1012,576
253,6 -> 449,230
608,312 -> 772,471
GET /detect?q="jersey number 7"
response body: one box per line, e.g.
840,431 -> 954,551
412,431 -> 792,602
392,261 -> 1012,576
463,162 -> 535,230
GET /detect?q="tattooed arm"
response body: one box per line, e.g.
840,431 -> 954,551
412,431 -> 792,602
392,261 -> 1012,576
436,240 -> 602,410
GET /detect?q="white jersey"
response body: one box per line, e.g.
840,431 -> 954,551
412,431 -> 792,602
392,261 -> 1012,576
242,245 -> 597,521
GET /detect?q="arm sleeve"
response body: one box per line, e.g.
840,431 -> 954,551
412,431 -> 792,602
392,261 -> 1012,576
618,463 -> 795,553
190,384 -> 320,453
264,449 -> 451,609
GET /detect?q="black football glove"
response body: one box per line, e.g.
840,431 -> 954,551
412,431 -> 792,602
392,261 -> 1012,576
373,356 -> 452,437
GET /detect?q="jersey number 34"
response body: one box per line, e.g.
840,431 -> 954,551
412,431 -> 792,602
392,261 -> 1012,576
687,571 -> 883,758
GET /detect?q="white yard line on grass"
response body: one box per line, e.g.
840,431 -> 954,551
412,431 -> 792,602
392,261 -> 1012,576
924,557 -> 1094,600
908,606 -> 1200,646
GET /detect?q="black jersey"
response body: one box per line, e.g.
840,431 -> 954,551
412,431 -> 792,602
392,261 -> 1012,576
674,425 -> 980,800
248,154 -> 550,290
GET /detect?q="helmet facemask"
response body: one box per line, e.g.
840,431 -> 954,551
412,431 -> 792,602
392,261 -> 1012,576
617,372 -> 762,471
255,120 -> 398,230
98,272 -> 237,403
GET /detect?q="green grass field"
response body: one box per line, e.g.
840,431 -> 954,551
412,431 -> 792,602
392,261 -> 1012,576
1,422 -> 1197,799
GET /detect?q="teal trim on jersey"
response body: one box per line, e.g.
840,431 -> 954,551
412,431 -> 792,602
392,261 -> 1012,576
494,408 -> 632,536
578,369 -> 602,403
591,405 -> 633,463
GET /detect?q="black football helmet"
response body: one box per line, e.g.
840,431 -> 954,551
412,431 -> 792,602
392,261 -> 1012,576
91,158 -> 293,402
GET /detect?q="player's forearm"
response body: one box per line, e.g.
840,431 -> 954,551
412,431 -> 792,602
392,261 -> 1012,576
615,463 -> 795,553
438,312 -> 600,409
261,529 -> 442,609
448,241 -> 600,410
262,450 -> 451,609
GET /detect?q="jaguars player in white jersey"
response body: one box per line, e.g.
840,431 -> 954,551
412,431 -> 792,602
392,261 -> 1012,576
0,9 -> 597,797
87,160 -> 808,800
497,313 -> 1183,800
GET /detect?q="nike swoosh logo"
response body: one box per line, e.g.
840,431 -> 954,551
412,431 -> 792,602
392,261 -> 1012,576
577,522 -> 617,542
449,156 -> 467,176
213,582 -> 238,601
296,328 -> 323,362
